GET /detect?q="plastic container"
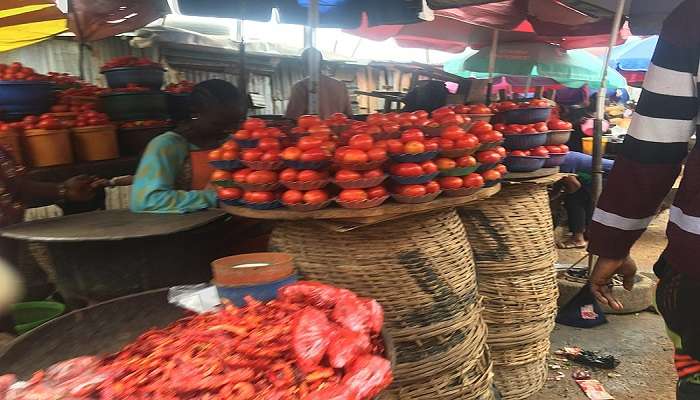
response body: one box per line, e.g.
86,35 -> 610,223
466,114 -> 494,123
333,175 -> 387,189
544,152 -> 568,167
0,128 -> 23,164
240,199 -> 282,210
336,195 -> 389,209
0,81 -> 52,121
211,252 -> 294,286
390,172 -> 439,185
504,155 -> 548,172
283,159 -> 330,170
389,151 -> 438,163
242,160 -> 284,171
499,107 -> 552,124
118,125 -> 173,157
167,93 -> 191,121
72,125 -> 119,162
439,147 -> 477,158
234,182 -> 281,192
216,275 -> 298,307
24,128 -> 74,167
283,199 -> 333,212
441,187 -> 481,197
11,301 -> 65,335
334,159 -> 386,171
209,160 -> 243,171
546,130 -> 572,145
503,133 -> 548,150
391,191 -> 442,204
281,179 -> 330,190
102,67 -> 165,90
582,137 -> 609,155
439,166 -> 478,177
99,91 -> 169,122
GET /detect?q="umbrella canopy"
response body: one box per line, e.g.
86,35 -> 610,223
69,0 -> 170,42
608,35 -> 657,71
173,0 -> 423,28
444,42 -> 628,89
0,1 -> 67,52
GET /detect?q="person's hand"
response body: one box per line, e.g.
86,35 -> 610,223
590,256 -> 637,311
63,175 -> 98,202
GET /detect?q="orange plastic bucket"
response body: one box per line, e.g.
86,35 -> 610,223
0,128 -> 23,164
72,125 -> 119,162
23,128 -> 74,167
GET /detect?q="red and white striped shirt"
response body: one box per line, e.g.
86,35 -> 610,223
588,0 -> 700,279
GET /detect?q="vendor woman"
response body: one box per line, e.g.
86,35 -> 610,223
130,79 -> 244,213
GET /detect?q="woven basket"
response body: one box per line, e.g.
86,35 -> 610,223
486,316 -> 556,350
459,184 -> 557,266
492,352 -> 549,400
490,337 -> 550,368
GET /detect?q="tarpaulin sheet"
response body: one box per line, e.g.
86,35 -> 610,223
0,1 -> 67,52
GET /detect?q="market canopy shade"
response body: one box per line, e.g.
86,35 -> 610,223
0,1 -> 67,52
68,0 -> 171,42
173,0 -> 423,28
608,35 -> 656,71
444,42 -> 628,89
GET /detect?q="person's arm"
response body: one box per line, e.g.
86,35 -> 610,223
285,81 -> 307,120
589,0 -> 700,309
130,133 -> 217,214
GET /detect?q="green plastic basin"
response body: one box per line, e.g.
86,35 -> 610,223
11,301 -> 66,335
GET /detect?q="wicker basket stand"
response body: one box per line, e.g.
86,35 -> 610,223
460,183 -> 559,400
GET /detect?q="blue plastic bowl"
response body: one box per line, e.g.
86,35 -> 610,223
504,155 -> 547,172
216,275 -> 298,307
210,160 -> 243,171
102,67 -> 165,90
499,107 -> 552,124
503,133 -> 547,151
0,81 -> 52,121
283,159 -> 330,170
390,172 -> 439,185
240,200 -> 282,210
233,137 -> 259,149
544,153 -> 568,168
220,198 -> 242,206
476,162 -> 497,173
389,151 -> 438,163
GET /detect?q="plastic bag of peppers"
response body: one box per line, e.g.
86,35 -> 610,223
0,281 -> 393,399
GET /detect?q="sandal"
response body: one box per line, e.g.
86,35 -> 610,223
557,240 -> 587,249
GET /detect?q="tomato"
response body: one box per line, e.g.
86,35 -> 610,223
246,170 -> 278,184
298,136 -> 324,151
510,150 -> 529,157
482,169 -> 502,181
401,129 -> 424,143
390,163 -> 423,177
220,140 -> 238,151
252,129 -> 270,139
366,113 -> 387,126
233,129 -> 251,140
439,138 -> 455,151
280,168 -> 299,182
23,116 -> 38,124
534,122 -> 549,132
38,119 -> 61,130
438,114 -> 465,127
335,169 -> 362,181
441,125 -> 466,141
339,189 -> 368,202
217,187 -> 242,200
495,164 -> 508,175
547,119 -> 573,130
530,99 -> 550,108
258,138 -> 280,152
493,123 -> 507,131
412,110 -> 429,120
453,104 -> 470,114
320,141 -> 336,153
432,106 -> 455,121
282,189 -> 304,204
281,146 -> 302,161
386,139 -> 404,154
366,186 -> 388,199
476,150 -> 502,164
221,150 -> 238,160
367,147 -> 387,161
334,146 -> 350,162
470,122 -> 493,135
403,141 -> 425,154
363,169 -> 384,179
420,161 -> 438,174
50,105 -> 69,113
349,134 -> 374,151
242,148 -> 263,161
559,144 -> 570,153
425,180 -> 441,194
243,118 -> 266,131
396,184 -> 427,197
521,127 -> 538,134
495,101 -> 518,111
436,158 -> 457,171
454,133 -> 479,149
424,139 -> 440,152
342,149 -> 369,163
494,146 -> 507,157
244,191 -> 276,203
300,148 -> 328,162
439,176 -> 463,190
382,122 -> 400,134
303,189 -> 329,204
463,173 -> 485,188
260,150 -> 280,161
329,112 -> 348,122
530,146 -> 550,157
211,169 -> 232,181
470,105 -> 492,114
208,149 -> 222,161
456,155 -> 477,167
298,170 -> 326,182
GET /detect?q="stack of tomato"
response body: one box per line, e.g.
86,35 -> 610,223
491,98 -> 551,112
21,113 -> 73,131
0,62 -> 47,81
100,56 -> 162,71
74,111 -> 110,128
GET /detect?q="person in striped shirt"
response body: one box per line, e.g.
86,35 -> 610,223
587,1 -> 700,397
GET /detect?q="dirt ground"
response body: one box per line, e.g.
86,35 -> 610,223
540,210 -> 677,399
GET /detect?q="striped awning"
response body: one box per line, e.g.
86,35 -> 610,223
0,1 -> 67,52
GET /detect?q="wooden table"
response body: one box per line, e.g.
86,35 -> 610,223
1,210 -> 235,307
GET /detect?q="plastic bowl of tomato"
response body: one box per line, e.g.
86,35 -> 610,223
389,151 -> 438,163
334,175 -> 388,190
282,198 -> 334,212
499,107 -> 552,125
546,130 -> 573,145
391,191 -> 442,204
544,152 -> 569,168
336,195 -> 389,209
503,132 -> 547,151
283,159 -> 330,171
390,172 -> 439,185
209,160 -> 243,171
101,66 -> 165,90
504,155 -> 548,172
240,199 -> 282,210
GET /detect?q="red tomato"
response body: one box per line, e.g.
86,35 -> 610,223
386,139 -> 404,154
297,115 -> 321,129
470,105 -> 492,114
208,149 -> 222,161
470,122 -> 493,135
366,186 -> 388,199
300,148 -> 328,162
441,125 -> 466,141
396,184 -> 427,197
494,146 -> 507,157
221,150 -> 238,160
363,169 -> 384,179
530,146 -> 550,157
534,122 -> 549,132
279,168 -> 299,182
308,124 -> 331,137
463,173 -> 485,188
221,140 -> 238,151
335,169 -> 363,181
453,104 -> 470,114
456,155 -> 477,167
521,127 -> 538,134
260,150 -> 280,161
510,150 -> 529,157
420,161 -> 438,174
476,150 -> 502,164
298,170 -> 326,182
403,141 -> 425,154
282,190 -> 304,204
432,106 -> 455,121
401,129 -> 425,143
559,144 -> 570,153
251,129 -> 269,139
243,118 -> 266,131
482,169 -> 502,181
412,110 -> 429,119
303,190 -> 329,204
342,149 -> 369,163
454,134 -> 479,149
281,146 -> 302,161
298,136 -> 324,151
242,148 -> 263,161
424,139 -> 440,152
390,163 -> 424,177
438,114 -> 465,127
211,169 -> 232,181
435,158 -> 457,171
320,141 -> 336,153
349,134 -> 374,151
233,129 -> 251,140
244,191 -> 276,203
334,146 -> 350,162
439,176 -> 463,190
329,112 -> 348,122
246,170 -> 278,184
339,189 -> 368,202
366,113 -> 387,126
495,164 -> 508,175
547,119 -> 573,130
258,137 -> 280,152
425,180 -> 441,194
493,123 -> 507,131
382,122 -> 400,134
439,138 -> 455,151
367,147 -> 387,161
217,187 -> 242,200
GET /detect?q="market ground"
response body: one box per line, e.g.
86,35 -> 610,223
542,210 -> 676,399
